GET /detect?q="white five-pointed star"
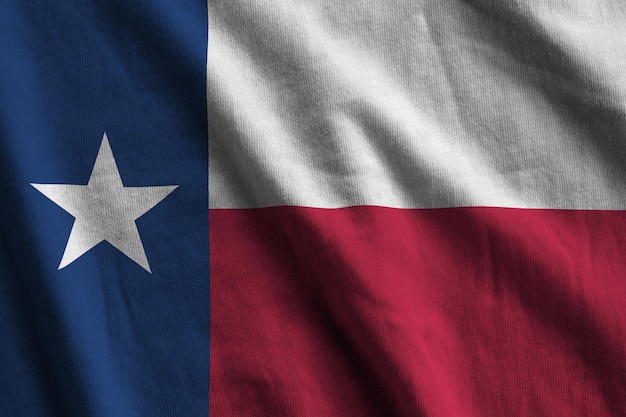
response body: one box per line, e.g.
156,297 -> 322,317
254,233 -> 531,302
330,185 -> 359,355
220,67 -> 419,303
31,133 -> 178,273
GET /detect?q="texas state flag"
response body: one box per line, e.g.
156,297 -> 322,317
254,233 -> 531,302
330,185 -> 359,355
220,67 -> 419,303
3,1 -> 626,417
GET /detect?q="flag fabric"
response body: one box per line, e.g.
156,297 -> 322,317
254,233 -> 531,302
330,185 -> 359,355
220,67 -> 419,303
209,1 -> 626,417
0,2 -> 209,417
4,2 -> 626,417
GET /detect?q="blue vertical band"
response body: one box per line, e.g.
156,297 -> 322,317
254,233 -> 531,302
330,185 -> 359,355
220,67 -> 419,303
0,1 -> 209,416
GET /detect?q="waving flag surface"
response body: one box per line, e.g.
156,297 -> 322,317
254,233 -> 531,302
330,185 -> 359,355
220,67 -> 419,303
209,1 -> 626,416
0,1 -> 209,417
4,1 -> 626,416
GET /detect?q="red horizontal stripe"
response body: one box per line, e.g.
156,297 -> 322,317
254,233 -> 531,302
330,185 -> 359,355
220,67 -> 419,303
210,206 -> 626,416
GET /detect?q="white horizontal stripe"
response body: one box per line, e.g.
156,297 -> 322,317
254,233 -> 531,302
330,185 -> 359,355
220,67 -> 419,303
208,1 -> 626,209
